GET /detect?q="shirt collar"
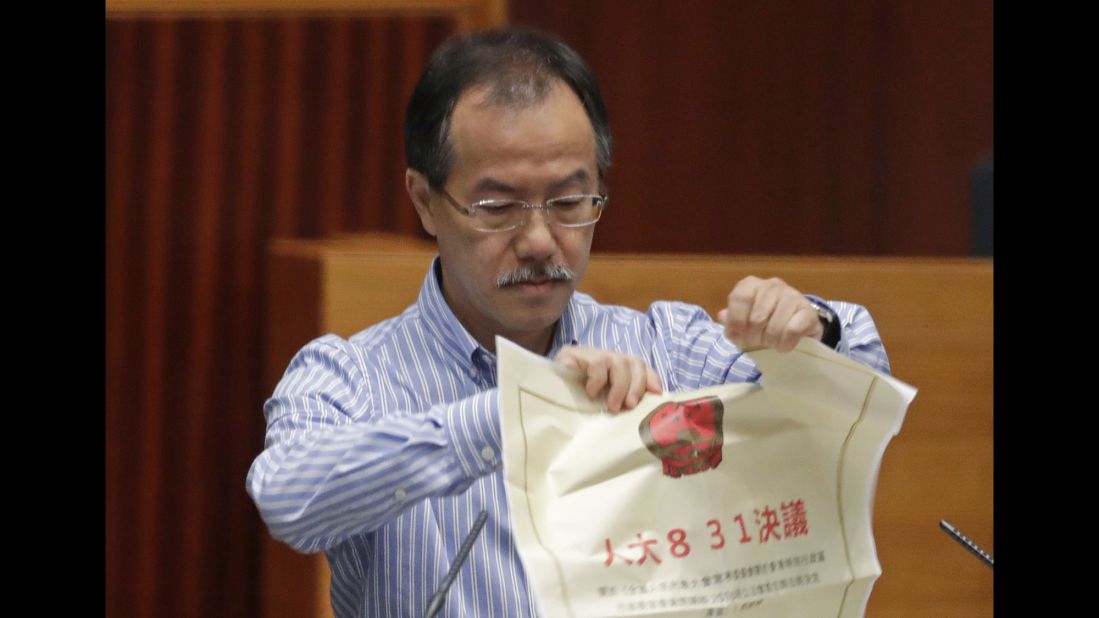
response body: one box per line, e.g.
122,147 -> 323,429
416,257 -> 483,367
416,256 -> 582,365
549,292 -> 580,357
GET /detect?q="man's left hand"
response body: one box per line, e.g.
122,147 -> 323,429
717,276 -> 824,353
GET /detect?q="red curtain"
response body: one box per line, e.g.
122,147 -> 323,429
106,16 -> 454,617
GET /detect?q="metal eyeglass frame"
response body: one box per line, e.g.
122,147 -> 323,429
436,187 -> 608,233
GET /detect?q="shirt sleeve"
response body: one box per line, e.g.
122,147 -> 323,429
244,335 -> 502,554
648,302 -> 762,391
816,298 -> 892,375
649,298 -> 891,391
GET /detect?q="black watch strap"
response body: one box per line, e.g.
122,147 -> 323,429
810,300 -> 841,349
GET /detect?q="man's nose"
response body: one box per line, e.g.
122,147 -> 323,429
513,208 -> 558,260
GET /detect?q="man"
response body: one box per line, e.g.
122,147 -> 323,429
247,28 -> 889,617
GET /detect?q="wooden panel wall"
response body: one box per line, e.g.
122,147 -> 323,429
105,15 -> 458,618
510,0 -> 994,256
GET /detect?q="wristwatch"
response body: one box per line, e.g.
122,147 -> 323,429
809,300 -> 841,349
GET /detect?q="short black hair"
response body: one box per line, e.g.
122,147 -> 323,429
404,27 -> 612,189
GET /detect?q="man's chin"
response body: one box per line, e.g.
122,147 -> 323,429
496,281 -> 572,325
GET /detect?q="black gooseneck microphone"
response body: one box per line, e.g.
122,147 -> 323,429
425,510 -> 490,617
940,519 -> 994,569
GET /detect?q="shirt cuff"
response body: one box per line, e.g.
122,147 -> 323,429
444,388 -> 504,479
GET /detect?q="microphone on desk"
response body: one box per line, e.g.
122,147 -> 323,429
940,519 -> 994,569
425,510 -> 490,618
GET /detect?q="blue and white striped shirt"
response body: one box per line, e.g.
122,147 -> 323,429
246,258 -> 890,617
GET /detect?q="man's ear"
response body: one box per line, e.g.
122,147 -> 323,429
405,168 -> 437,237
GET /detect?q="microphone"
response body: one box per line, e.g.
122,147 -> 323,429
939,519 -> 993,569
425,510 -> 490,617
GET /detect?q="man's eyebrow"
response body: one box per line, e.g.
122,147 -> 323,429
548,169 -> 592,191
470,169 -> 593,195
471,178 -> 519,195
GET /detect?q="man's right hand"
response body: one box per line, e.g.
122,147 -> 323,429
553,346 -> 663,413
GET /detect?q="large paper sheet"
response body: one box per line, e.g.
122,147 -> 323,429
497,336 -> 916,618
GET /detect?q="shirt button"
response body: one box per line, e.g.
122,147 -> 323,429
480,446 -> 495,461
394,488 -> 407,502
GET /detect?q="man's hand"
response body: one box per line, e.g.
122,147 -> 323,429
717,276 -> 824,353
554,346 -> 663,413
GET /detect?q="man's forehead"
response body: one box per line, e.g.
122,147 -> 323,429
454,78 -> 564,115
453,83 -> 501,113
448,79 -> 596,165
452,74 -> 589,116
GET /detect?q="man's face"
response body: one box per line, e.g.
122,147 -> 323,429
407,79 -> 600,352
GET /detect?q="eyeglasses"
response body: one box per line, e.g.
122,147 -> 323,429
436,187 -> 608,233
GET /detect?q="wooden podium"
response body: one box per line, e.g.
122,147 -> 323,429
261,233 -> 993,617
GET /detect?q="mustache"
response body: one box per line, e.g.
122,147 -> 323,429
496,263 -> 576,288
